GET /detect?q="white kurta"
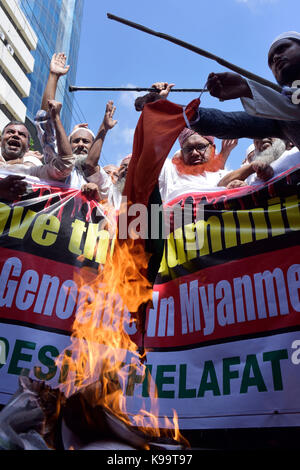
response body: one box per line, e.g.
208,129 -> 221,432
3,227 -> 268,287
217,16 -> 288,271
241,79 -> 300,121
158,158 -> 230,203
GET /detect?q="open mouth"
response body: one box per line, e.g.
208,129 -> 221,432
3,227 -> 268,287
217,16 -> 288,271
190,156 -> 206,165
7,139 -> 21,150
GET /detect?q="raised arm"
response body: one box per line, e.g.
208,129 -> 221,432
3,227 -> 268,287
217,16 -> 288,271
41,53 -> 70,111
32,100 -> 74,181
218,160 -> 274,187
83,101 -> 118,177
191,106 -> 285,141
207,72 -> 300,122
206,72 -> 253,101
218,139 -> 238,168
48,100 -> 72,159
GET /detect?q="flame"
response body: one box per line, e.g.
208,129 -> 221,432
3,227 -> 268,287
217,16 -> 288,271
56,205 -> 188,448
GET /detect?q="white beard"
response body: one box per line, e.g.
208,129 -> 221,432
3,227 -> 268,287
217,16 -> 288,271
254,139 -> 286,165
115,176 -> 126,194
74,155 -> 88,175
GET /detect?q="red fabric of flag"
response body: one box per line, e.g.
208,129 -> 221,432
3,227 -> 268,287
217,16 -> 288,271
123,97 -> 200,207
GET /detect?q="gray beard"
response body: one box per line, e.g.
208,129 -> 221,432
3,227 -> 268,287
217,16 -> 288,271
74,155 -> 87,173
3,144 -> 24,161
115,176 -> 126,194
254,139 -> 286,165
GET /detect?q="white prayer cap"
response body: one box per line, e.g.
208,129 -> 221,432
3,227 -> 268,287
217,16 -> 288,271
269,31 -> 300,50
69,127 -> 95,140
246,143 -> 255,157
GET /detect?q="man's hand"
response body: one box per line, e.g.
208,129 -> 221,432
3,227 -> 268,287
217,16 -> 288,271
220,139 -> 238,165
227,179 -> 248,189
48,100 -> 62,120
50,53 -> 70,77
251,160 -> 274,181
207,72 -> 252,101
221,139 -> 238,154
0,175 -> 27,200
81,182 -> 101,201
152,82 -> 175,99
103,101 -> 117,131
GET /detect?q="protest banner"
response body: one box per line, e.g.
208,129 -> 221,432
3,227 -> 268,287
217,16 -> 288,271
0,167 -> 300,430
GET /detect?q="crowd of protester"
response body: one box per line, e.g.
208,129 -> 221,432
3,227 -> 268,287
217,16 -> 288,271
0,31 -> 300,225
0,29 -> 300,446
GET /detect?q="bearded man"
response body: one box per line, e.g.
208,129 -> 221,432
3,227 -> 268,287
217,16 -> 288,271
219,137 -> 288,187
242,138 -> 285,166
158,128 -> 230,202
107,154 -> 132,209
252,137 -> 286,164
134,82 -> 237,203
82,153 -> 132,201
188,31 -> 300,157
0,102 -> 74,199
36,52 -> 117,196
103,164 -> 119,184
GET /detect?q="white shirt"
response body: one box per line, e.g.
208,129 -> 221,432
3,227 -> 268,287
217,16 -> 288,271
23,155 -> 43,167
241,79 -> 300,122
158,158 -> 230,203
0,153 -> 74,183
0,150 -> 43,167
87,156 -> 230,210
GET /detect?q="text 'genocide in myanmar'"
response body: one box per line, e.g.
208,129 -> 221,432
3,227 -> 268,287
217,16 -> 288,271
1,255 -> 300,339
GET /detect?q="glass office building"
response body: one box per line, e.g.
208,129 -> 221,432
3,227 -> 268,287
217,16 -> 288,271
19,0 -> 84,134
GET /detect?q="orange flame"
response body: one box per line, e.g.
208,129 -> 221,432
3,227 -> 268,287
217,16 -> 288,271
56,220 -> 188,447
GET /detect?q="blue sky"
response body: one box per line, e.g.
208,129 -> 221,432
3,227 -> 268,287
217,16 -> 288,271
70,0 -> 300,170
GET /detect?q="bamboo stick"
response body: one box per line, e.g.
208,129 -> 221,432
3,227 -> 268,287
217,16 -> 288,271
69,86 -> 208,93
107,13 -> 282,94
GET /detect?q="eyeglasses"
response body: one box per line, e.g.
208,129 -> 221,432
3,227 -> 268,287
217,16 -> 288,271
182,143 -> 210,154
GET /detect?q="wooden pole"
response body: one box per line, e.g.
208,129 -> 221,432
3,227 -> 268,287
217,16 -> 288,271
69,86 -> 208,93
107,13 -> 282,94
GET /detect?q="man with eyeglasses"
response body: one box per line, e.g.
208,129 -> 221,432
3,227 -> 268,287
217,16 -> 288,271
134,82 -> 236,203
158,127 -> 231,203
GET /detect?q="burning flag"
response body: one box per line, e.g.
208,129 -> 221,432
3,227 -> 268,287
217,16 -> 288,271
55,97 -> 200,448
